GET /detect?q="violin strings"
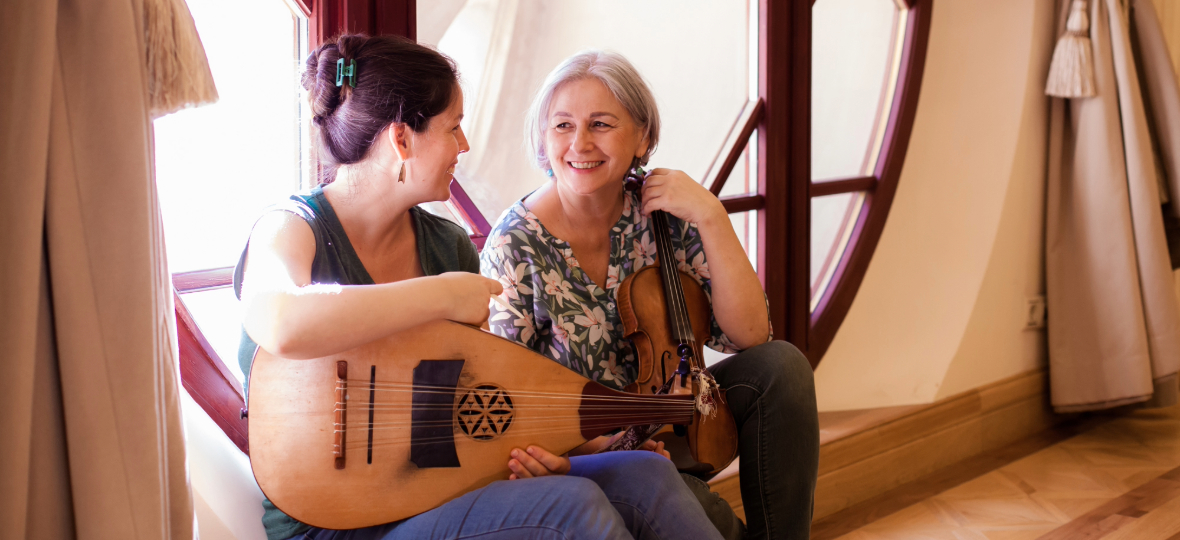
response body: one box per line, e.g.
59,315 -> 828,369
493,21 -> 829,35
652,209 -> 706,374
654,211 -> 693,347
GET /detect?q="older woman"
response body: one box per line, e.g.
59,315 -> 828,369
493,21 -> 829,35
481,51 -> 819,540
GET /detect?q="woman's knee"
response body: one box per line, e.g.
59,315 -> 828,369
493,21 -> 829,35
736,341 -> 813,393
593,451 -> 683,492
542,475 -> 612,507
524,477 -> 627,532
768,341 -> 815,395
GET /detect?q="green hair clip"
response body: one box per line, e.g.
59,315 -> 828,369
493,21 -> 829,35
336,58 -> 356,88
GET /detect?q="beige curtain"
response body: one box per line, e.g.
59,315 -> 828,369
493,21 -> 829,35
0,0 -> 195,537
1047,0 -> 1180,412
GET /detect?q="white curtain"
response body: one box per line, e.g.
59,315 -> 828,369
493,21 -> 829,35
0,0 -> 195,537
1046,0 -> 1180,412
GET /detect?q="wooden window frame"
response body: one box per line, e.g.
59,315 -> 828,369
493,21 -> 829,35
704,0 -> 930,364
804,0 -> 931,362
173,0 -> 932,453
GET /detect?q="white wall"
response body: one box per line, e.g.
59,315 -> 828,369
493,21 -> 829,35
813,0 -> 1057,410
182,392 -> 267,540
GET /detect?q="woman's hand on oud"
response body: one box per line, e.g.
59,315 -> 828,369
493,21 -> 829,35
508,446 -> 571,479
639,439 -> 671,460
437,272 -> 503,326
639,168 -> 726,227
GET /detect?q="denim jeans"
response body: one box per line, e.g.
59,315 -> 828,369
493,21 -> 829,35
293,451 -> 724,540
707,341 -> 819,540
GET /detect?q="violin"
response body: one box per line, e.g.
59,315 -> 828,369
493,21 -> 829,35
607,170 -> 739,475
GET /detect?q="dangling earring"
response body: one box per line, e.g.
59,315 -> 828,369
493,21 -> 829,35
624,157 -> 645,190
398,161 -> 406,183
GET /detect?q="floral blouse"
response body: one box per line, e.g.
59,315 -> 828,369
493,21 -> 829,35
480,189 -> 767,391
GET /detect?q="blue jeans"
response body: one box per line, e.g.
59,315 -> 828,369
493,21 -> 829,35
706,341 -> 819,540
294,451 -> 724,540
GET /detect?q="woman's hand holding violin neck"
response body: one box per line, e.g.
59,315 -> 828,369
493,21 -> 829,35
640,168 -> 770,347
639,168 -> 727,228
508,446 -> 571,479
437,272 -> 504,327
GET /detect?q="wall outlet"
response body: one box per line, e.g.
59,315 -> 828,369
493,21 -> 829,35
1025,296 -> 1046,329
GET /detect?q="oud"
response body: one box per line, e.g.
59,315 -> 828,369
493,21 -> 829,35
247,320 -> 700,530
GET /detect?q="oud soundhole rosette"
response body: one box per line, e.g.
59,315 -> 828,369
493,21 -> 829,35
455,384 -> 514,441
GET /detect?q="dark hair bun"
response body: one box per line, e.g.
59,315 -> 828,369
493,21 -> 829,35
302,34 -> 459,184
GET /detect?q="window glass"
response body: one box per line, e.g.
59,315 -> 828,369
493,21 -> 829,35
157,0 -> 309,378
155,0 -> 309,274
730,209 -> 759,271
812,0 -> 899,181
810,191 -> 866,310
716,133 -> 758,199
420,0 -> 755,225
182,288 -> 248,383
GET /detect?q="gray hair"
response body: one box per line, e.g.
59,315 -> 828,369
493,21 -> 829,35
524,50 -> 661,171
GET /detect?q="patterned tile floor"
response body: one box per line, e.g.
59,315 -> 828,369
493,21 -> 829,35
834,405 -> 1180,540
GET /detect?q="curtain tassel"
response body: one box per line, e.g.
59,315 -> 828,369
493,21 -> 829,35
1046,0 -> 1097,98
144,0 -> 219,119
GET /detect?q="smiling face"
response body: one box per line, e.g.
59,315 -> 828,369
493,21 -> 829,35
404,86 -> 469,202
543,78 -> 649,197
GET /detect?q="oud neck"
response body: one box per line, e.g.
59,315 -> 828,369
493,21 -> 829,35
578,382 -> 695,439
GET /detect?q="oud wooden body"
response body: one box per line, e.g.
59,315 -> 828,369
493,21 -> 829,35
616,264 -> 740,475
248,320 -> 693,530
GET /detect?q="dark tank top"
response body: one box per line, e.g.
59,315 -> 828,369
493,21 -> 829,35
231,186 -> 479,540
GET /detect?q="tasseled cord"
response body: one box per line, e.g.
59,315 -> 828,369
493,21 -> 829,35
1046,0 -> 1097,98
144,0 -> 219,119
694,371 -> 720,419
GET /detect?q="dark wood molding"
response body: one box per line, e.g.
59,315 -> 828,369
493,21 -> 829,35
811,176 -> 877,198
707,99 -> 765,196
290,0 -> 312,17
808,0 -> 932,363
759,0 -> 811,352
310,0 -> 414,48
175,290 -> 249,454
173,267 -> 234,293
374,0 -> 415,40
448,179 -> 492,236
720,194 -> 766,214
